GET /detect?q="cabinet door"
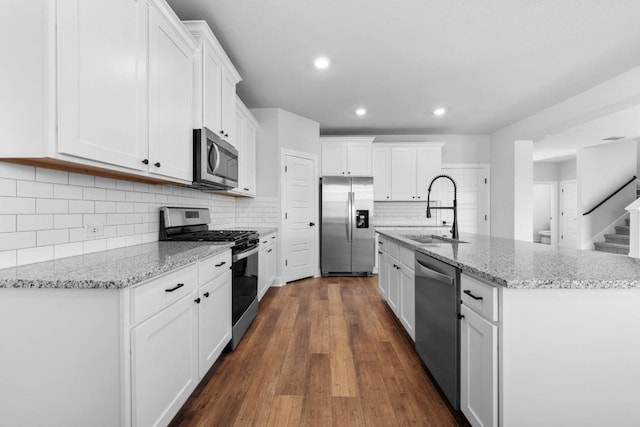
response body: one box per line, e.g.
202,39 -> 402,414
399,264 -> 415,341
373,147 -> 391,201
347,142 -> 372,175
377,250 -> 387,297
416,147 -> 442,201
321,142 -> 347,175
220,71 -> 236,146
199,270 -> 232,378
132,293 -> 199,427
258,249 -> 268,300
387,256 -> 400,316
243,121 -> 257,195
233,109 -> 246,191
266,243 -> 276,286
57,0 -> 147,170
148,6 -> 194,181
460,305 -> 498,427
202,45 -> 223,133
391,147 -> 417,201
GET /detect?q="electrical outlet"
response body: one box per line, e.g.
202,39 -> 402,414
85,224 -> 103,237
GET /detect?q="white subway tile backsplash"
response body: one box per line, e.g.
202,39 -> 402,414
17,245 -> 53,266
54,242 -> 83,259
0,178 -> 16,196
17,214 -> 53,231
0,250 -> 17,269
83,187 -> 106,201
94,177 -> 116,189
36,199 -> 68,214
53,184 -> 83,200
0,164 -> 239,267
0,197 -> 36,214
35,168 -> 68,184
17,181 -> 54,198
0,231 -> 36,250
53,214 -> 83,229
0,162 -> 35,181
69,200 -> 94,214
37,229 -> 69,246
69,172 -> 95,187
0,215 -> 17,232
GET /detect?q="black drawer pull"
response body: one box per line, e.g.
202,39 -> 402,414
458,313 -> 465,319
194,297 -> 201,304
165,283 -> 184,292
262,240 -> 268,244
141,158 -> 149,164
204,292 -> 210,298
463,290 -> 483,300
215,261 -> 226,267
267,249 -> 272,253
271,236 -> 275,239
378,251 -> 383,254
154,162 -> 161,167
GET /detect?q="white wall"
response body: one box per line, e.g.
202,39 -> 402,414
490,65 -> 640,239
533,162 -> 560,182
372,134 -> 490,164
559,159 -> 577,181
577,139 -> 637,249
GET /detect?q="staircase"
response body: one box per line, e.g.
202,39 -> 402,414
594,217 -> 630,254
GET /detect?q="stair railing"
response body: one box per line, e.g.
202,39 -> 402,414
582,175 -> 638,216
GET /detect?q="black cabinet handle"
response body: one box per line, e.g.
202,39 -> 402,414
267,249 -> 272,253
347,171 -> 351,174
463,290 -> 483,300
215,261 -> 226,267
412,196 -> 415,199
262,240 -> 268,244
309,222 -> 315,227
378,251 -> 383,254
244,187 -> 249,191
271,236 -> 275,239
379,241 -> 384,245
154,162 -> 161,168
141,159 -> 149,165
204,292 -> 210,298
220,129 -> 224,134
458,313 -> 465,319
386,196 -> 390,199
194,297 -> 201,304
165,283 -> 184,292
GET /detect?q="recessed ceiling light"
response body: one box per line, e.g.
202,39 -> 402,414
433,107 -> 446,116
313,56 -> 330,70
355,108 -> 367,116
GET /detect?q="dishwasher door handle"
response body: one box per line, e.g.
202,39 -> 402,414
416,261 -> 454,286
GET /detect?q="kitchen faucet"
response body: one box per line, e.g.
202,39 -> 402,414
425,174 -> 459,240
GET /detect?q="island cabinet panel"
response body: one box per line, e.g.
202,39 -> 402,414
198,270 -> 232,378
398,260 -> 415,340
56,0 -> 148,171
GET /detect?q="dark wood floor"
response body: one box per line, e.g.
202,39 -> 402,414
170,276 -> 464,426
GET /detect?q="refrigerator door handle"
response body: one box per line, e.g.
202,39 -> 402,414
347,191 -> 353,241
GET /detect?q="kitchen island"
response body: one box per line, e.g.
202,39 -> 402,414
377,229 -> 640,427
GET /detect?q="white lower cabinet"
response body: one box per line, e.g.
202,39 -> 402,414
398,262 -> 415,341
198,270 -> 232,378
386,255 -> 400,316
132,292 -> 199,427
460,274 -> 498,427
258,232 -> 277,300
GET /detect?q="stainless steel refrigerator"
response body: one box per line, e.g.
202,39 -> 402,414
321,176 -> 374,276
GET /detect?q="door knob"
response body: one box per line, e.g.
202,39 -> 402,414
309,222 -> 315,227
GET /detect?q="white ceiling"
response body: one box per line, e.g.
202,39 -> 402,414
533,105 -> 640,162
167,0 -> 640,135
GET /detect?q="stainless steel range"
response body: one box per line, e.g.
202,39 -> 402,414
159,207 -> 259,350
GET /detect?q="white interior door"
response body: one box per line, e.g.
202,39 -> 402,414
283,152 -> 317,282
440,166 -> 490,235
560,180 -> 578,248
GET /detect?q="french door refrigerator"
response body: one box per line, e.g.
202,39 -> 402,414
321,176 -> 374,276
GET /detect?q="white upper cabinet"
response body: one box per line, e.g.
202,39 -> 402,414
373,143 -> 444,201
320,137 -> 374,176
1,0 -> 198,184
148,3 -> 195,181
221,96 -> 257,197
184,21 -> 242,147
56,0 -> 147,171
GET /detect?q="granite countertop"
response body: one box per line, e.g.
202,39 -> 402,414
226,227 -> 278,237
0,242 -> 233,290
377,229 -> 640,289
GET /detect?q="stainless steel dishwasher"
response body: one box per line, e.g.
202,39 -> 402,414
415,251 -> 460,409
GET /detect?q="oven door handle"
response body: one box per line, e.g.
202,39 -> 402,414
232,246 -> 259,262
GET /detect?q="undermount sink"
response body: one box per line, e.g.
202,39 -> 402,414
401,234 -> 467,244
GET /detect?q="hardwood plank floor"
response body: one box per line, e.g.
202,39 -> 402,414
170,276 -> 466,427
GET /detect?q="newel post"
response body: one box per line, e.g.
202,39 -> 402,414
625,199 -> 640,258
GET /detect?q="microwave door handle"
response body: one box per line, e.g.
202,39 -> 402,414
212,143 -> 221,174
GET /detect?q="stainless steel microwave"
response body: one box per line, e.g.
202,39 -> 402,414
193,128 -> 238,190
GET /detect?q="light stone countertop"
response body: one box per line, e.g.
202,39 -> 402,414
377,229 -> 640,289
226,227 -> 278,237
0,242 -> 233,290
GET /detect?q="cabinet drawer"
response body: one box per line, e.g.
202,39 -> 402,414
398,244 -> 415,268
461,273 -> 498,322
132,264 -> 198,324
260,233 -> 276,246
379,236 -> 399,258
199,250 -> 232,285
